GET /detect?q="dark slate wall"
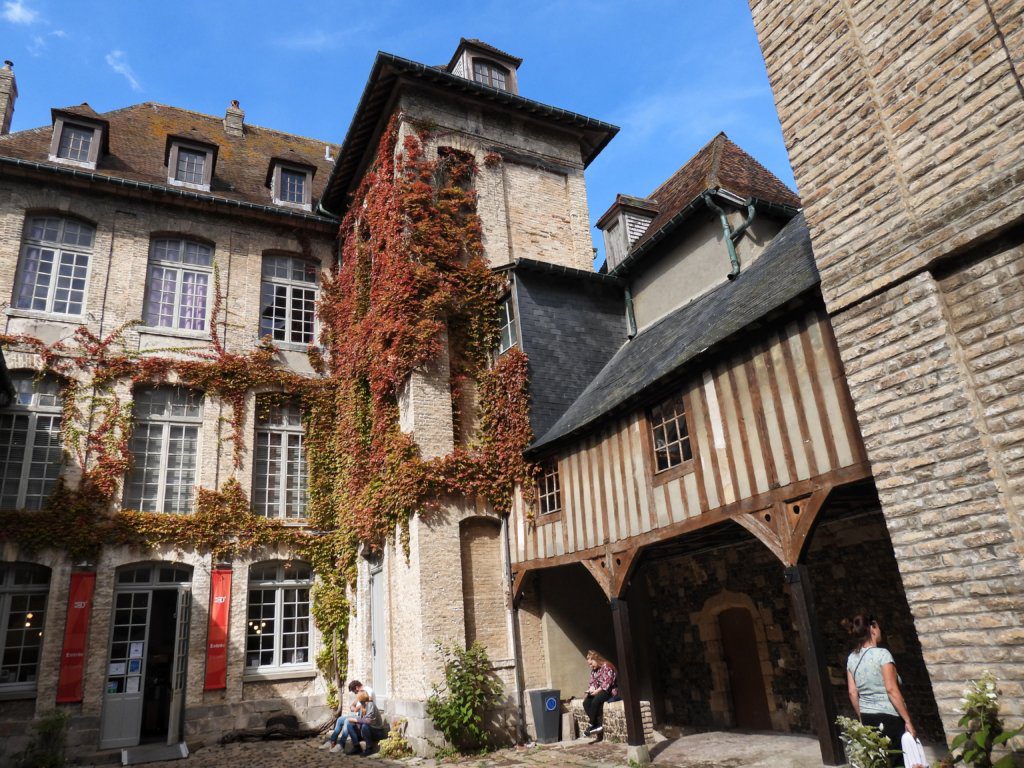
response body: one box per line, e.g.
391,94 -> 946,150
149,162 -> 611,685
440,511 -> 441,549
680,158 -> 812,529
514,269 -> 625,443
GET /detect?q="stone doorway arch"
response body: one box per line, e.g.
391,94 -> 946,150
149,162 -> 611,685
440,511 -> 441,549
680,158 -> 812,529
693,590 -> 783,731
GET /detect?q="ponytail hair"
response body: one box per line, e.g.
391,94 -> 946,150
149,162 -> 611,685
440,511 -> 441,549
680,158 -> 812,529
841,611 -> 876,650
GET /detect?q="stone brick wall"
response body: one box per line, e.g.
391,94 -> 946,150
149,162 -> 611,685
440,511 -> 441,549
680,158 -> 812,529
399,87 -> 596,271
749,0 -> 1024,742
641,514 -> 943,740
749,0 -> 1024,314
829,270 -> 1024,729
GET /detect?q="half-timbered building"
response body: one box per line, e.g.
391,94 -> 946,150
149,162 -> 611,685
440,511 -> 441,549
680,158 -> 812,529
505,135 -> 945,764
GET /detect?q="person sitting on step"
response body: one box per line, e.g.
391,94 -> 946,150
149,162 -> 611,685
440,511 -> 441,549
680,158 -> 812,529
341,690 -> 386,757
320,680 -> 375,753
582,650 -> 618,738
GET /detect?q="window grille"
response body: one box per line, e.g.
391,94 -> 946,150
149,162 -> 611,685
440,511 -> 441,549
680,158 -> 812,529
56,124 -> 94,162
497,296 -> 517,354
124,387 -> 204,513
143,238 -> 213,331
0,374 -> 63,510
246,561 -> 313,672
175,148 -> 206,185
537,461 -> 561,515
13,216 -> 94,316
472,59 -> 509,91
649,391 -> 692,472
0,563 -> 49,692
252,399 -> 307,519
259,255 -> 319,345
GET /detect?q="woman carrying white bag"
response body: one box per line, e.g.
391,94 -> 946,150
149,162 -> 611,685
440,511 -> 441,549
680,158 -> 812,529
843,611 -> 926,768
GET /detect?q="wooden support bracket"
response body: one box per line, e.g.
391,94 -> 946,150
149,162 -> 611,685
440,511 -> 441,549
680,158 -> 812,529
580,554 -> 613,601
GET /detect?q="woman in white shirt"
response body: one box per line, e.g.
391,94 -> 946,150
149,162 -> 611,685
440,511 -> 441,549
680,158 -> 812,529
843,611 -> 920,767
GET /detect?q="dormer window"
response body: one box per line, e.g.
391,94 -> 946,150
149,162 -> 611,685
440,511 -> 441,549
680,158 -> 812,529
166,138 -> 216,191
175,148 -> 206,185
472,59 -> 509,91
57,124 -> 93,162
269,161 -> 314,211
48,112 -> 106,169
596,194 -> 659,272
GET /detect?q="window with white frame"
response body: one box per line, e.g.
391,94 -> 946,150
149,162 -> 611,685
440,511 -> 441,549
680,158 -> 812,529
497,295 -> 517,354
246,561 -> 312,673
124,387 -> 203,513
0,563 -> 50,694
272,165 -> 311,208
472,59 -> 509,90
537,460 -> 561,515
252,399 -> 307,520
175,147 -> 206,185
259,255 -> 319,345
56,124 -> 94,163
649,390 -> 693,472
12,216 -> 94,316
142,238 -> 213,331
0,374 -> 63,511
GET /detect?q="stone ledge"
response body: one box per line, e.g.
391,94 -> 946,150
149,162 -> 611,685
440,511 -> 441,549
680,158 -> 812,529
568,698 -> 655,744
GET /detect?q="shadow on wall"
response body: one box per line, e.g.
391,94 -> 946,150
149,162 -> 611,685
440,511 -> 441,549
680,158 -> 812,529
534,564 -> 614,698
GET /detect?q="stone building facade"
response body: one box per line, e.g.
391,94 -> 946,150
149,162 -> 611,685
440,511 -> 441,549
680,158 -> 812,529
748,0 -> 1024,736
0,65 -> 339,760
321,42 -> 618,753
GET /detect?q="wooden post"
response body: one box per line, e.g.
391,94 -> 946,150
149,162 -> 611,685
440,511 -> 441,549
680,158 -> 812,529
610,597 -> 650,765
785,564 -> 843,765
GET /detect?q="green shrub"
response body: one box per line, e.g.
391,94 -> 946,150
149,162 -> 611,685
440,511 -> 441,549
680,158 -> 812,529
948,672 -> 1022,768
837,715 -> 894,768
377,717 -> 414,759
13,710 -> 69,768
426,642 -> 503,755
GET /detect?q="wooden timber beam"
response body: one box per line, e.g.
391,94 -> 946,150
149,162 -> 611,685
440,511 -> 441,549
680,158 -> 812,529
580,554 -> 613,601
511,461 -> 870,574
610,546 -> 642,599
511,568 -> 531,607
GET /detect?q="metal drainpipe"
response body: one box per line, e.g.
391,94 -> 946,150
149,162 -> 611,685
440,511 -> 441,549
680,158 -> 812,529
702,191 -> 755,281
502,515 -> 529,744
624,285 -> 637,339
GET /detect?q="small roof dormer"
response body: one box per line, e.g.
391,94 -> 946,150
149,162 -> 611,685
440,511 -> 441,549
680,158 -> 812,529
48,103 -> 109,170
596,194 -> 659,272
446,38 -> 522,94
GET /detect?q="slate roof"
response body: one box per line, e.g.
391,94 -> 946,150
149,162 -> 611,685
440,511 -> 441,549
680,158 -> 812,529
514,263 -> 625,439
606,133 -> 801,276
0,102 -> 339,214
530,213 -> 819,453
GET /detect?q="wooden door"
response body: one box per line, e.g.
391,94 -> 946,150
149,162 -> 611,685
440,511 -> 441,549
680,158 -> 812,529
166,587 -> 191,745
719,607 -> 772,730
100,590 -> 151,749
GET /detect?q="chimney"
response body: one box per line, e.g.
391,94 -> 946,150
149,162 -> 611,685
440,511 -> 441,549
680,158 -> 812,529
0,60 -> 17,136
224,99 -> 244,137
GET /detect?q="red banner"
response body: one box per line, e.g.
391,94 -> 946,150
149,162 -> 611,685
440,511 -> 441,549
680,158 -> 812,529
56,571 -> 96,703
204,568 -> 232,691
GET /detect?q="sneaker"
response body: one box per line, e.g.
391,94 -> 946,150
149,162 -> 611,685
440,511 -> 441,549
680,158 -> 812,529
583,725 -> 593,736
589,725 -> 603,734
319,740 -> 334,750
329,743 -> 343,753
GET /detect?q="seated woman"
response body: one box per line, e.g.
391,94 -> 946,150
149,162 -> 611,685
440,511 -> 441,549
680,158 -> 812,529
320,680 -> 375,753
582,650 -> 618,737
341,690 -> 386,757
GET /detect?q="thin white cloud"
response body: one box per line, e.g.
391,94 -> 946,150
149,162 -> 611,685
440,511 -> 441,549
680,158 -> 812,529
2,0 -> 38,24
106,50 -> 142,92
271,22 -> 374,53
27,28 -> 67,56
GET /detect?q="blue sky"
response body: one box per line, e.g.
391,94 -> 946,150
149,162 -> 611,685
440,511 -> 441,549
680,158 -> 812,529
1,0 -> 796,262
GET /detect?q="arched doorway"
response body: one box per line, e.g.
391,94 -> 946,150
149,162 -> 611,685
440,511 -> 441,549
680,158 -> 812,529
99,563 -> 193,750
718,607 -> 772,730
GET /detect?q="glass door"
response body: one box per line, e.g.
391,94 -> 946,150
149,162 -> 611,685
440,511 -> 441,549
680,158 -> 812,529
166,587 -> 191,745
99,590 -> 151,749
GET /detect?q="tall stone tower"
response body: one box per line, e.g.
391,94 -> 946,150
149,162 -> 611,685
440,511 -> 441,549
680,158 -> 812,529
748,0 -> 1024,738
318,39 -> 617,751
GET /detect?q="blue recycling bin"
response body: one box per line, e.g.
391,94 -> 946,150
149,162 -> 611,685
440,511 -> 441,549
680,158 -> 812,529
529,688 -> 561,743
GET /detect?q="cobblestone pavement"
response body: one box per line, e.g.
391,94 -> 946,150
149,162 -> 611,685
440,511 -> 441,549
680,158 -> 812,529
104,730 -> 829,768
